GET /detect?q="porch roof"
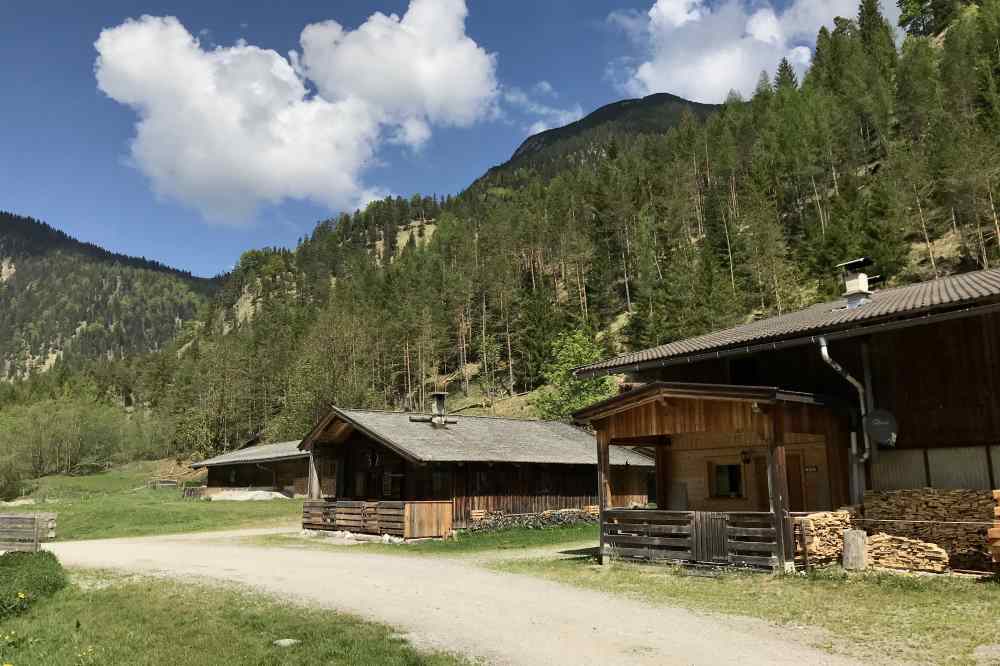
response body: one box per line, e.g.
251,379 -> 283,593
301,407 -> 653,467
572,381 -> 834,423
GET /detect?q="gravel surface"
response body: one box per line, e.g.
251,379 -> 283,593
50,529 -> 860,666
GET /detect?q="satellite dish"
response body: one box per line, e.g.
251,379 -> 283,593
864,410 -> 898,447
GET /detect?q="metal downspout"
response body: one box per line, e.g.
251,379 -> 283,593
818,337 -> 871,462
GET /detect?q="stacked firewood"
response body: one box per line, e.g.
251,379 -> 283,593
798,511 -> 853,563
863,489 -> 993,570
989,491 -> 1000,565
867,533 -> 949,573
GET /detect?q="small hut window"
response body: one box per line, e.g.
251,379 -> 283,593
710,463 -> 744,498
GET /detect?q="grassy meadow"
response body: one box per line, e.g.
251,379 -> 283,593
494,556 -> 1000,665
0,568 -> 465,666
2,462 -> 303,541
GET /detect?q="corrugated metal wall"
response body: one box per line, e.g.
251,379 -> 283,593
927,447 -> 991,489
872,446 -> 994,491
871,449 -> 925,490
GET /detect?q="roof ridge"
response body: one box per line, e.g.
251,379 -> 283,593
339,407 -> 572,425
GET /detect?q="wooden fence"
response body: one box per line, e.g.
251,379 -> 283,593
602,509 -> 781,570
0,513 -> 57,553
301,500 -> 452,539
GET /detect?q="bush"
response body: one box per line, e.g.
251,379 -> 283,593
0,551 -> 67,621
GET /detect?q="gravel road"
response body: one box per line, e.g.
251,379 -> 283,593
50,529 -> 860,666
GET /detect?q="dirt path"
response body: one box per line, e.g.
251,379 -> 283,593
50,530 -> 860,666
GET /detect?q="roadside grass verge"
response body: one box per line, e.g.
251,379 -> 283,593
254,523 -> 599,557
0,572 -> 467,666
0,552 -> 67,621
4,465 -> 303,541
493,556 -> 1000,665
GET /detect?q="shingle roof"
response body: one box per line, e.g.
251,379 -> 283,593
575,267 -> 1000,377
324,408 -> 652,466
191,441 -> 306,469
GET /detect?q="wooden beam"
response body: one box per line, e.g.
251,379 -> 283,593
610,435 -> 672,447
597,432 -> 610,565
768,404 -> 794,571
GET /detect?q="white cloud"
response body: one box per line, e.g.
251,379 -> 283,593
613,0 -> 901,103
504,86 -> 584,136
94,1 -> 497,222
296,0 -> 498,139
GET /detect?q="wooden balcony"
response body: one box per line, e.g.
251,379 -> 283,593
303,499 -> 453,539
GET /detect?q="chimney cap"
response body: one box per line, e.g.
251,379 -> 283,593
835,257 -> 872,272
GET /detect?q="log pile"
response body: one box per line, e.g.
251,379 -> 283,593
867,533 -> 949,573
466,509 -> 598,533
798,511 -> 853,564
863,489 -> 993,570
989,491 -> 1000,565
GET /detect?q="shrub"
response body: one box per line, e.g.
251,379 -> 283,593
0,551 -> 67,621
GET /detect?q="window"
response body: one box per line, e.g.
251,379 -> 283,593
710,463 -> 744,498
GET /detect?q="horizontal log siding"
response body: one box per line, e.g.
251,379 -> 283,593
451,463 -> 649,526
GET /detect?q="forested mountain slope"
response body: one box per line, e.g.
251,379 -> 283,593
481,92 -> 719,182
0,212 -> 218,380
3,0 -> 999,480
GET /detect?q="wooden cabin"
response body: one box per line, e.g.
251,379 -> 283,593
191,441 -> 308,497
575,265 -> 1000,501
298,405 -> 653,538
573,383 -> 850,569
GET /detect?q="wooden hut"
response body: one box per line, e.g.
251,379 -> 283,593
574,265 -> 1000,500
298,404 -> 653,538
191,440 -> 308,497
573,383 -> 850,569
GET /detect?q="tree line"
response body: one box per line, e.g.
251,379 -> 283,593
2,0 -> 1000,492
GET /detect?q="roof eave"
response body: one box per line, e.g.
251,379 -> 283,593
574,299 -> 1000,379
191,451 -> 310,469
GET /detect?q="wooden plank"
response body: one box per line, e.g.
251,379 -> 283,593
727,527 -> 776,538
610,546 -> 693,561
604,509 -> 692,520
727,540 -> 778,553
604,534 -> 692,548
729,554 -> 777,567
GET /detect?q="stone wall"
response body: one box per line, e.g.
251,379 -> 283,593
862,489 -> 994,571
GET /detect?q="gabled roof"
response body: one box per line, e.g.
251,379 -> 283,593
572,382 -> 833,423
302,407 -> 652,467
191,441 -> 306,469
575,267 -> 1000,377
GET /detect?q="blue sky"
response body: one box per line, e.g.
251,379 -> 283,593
0,1 -> 893,277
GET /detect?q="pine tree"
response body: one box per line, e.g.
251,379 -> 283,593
774,58 -> 799,90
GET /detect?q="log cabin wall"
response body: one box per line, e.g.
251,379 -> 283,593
447,463 -> 649,527
595,398 -> 849,511
642,312 -> 1000,491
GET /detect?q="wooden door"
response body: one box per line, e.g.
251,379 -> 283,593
786,454 -> 805,512
752,457 -> 769,511
691,511 -> 729,563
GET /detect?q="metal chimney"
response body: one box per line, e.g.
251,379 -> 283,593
410,392 -> 457,428
836,258 -> 873,309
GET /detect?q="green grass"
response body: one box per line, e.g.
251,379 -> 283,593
0,552 -> 67,621
0,573 -> 467,666
494,557 -> 1000,665
4,465 -> 303,541
256,523 -> 599,557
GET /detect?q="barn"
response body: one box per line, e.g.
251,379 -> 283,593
191,440 -> 309,497
298,399 -> 653,538
573,262 -> 1000,570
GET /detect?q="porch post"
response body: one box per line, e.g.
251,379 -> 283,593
307,451 -> 321,500
597,430 -> 610,565
768,405 -> 794,571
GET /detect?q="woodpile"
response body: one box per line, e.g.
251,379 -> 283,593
466,509 -> 598,533
867,533 -> 949,573
797,511 -> 853,563
863,489 -> 993,571
989,491 -> 1000,565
